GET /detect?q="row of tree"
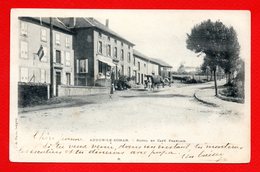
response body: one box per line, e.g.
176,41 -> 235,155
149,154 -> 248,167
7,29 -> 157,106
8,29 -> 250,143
186,19 -> 243,96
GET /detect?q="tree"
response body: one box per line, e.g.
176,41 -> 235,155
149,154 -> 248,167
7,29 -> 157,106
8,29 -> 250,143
177,64 -> 186,74
186,19 -> 240,96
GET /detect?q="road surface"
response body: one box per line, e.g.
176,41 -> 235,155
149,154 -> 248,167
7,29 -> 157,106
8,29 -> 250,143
18,81 -> 247,142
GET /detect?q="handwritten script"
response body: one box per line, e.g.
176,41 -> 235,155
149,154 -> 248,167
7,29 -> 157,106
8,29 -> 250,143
17,130 -> 244,162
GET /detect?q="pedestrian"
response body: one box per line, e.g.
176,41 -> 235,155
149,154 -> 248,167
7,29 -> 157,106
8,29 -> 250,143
148,77 -> 152,91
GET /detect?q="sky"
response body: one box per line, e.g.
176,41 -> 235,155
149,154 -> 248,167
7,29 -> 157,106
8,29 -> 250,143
16,9 -> 251,71
85,10 -> 250,71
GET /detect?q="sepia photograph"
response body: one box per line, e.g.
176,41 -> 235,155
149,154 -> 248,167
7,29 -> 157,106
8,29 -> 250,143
10,9 -> 250,163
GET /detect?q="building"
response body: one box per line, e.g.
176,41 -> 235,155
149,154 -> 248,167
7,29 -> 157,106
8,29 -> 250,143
18,17 -> 174,103
149,58 -> 173,79
133,49 -> 174,84
59,17 -> 135,86
18,17 -> 74,103
133,49 -> 160,84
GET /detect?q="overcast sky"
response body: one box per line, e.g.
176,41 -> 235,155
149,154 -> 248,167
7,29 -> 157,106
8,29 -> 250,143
16,9 -> 250,71
85,10 -> 250,71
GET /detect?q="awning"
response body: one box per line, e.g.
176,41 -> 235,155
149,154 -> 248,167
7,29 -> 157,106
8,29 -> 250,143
97,55 -> 116,67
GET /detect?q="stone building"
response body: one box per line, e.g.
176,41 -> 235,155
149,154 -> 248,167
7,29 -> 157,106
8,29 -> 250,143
60,17 -> 135,86
18,17 -> 74,102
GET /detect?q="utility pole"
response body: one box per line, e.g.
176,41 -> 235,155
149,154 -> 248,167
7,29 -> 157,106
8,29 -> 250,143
50,17 -> 54,98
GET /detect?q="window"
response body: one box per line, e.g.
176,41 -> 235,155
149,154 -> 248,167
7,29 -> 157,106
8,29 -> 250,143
56,50 -> 61,64
128,52 -> 131,63
108,36 -> 110,41
114,47 -> 117,58
114,39 -> 117,44
20,22 -> 28,36
20,41 -> 28,59
65,52 -> 71,66
133,57 -> 136,65
77,59 -> 88,73
144,63 -> 146,68
66,73 -> 71,85
65,37 -> 70,48
121,65 -> 124,75
121,42 -> 124,46
55,33 -> 60,45
107,45 -> 111,57
128,45 -> 131,49
40,69 -> 46,83
138,62 -> 140,71
98,41 -> 102,54
41,29 -> 47,42
128,67 -> 131,77
121,49 -> 124,61
20,67 -> 28,82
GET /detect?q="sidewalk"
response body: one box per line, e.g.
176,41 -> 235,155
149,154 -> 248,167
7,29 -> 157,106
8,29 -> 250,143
194,88 -> 223,107
194,80 -> 244,108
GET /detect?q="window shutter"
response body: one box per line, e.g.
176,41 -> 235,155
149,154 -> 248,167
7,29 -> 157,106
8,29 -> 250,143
76,59 -> 79,73
21,41 -> 28,59
85,59 -> 88,73
61,51 -> 64,64
21,67 -> 28,82
53,49 -> 56,63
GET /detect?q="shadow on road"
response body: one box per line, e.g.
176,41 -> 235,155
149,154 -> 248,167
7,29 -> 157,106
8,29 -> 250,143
120,94 -> 191,98
19,99 -> 95,114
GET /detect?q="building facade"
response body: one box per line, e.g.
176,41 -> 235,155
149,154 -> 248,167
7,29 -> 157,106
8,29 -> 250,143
150,58 -> 172,79
133,49 -> 162,84
60,17 -> 135,87
18,17 -> 173,102
18,17 -> 74,98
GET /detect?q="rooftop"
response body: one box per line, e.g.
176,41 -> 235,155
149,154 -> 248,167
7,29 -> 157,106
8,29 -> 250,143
19,17 -> 73,33
59,17 -> 135,46
149,58 -> 173,68
134,49 -> 172,68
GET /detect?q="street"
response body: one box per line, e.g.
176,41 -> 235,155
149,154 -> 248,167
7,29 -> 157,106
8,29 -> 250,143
18,81 -> 247,143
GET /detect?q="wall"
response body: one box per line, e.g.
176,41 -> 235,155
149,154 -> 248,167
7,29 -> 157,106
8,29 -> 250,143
19,18 -> 75,97
19,20 -> 51,84
58,85 -> 110,97
73,28 -> 95,86
52,30 -> 74,96
134,55 -> 148,84
93,30 -> 134,81
147,62 -> 159,75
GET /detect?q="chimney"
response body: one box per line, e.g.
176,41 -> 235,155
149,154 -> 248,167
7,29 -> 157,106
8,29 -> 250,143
105,19 -> 109,28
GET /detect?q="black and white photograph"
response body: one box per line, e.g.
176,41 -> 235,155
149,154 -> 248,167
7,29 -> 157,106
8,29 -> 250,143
10,9 -> 250,163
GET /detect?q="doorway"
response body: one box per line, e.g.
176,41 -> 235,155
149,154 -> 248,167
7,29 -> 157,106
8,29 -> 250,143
55,71 -> 61,96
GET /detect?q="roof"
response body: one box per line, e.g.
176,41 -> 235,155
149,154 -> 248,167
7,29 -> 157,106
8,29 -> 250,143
59,17 -> 135,46
133,49 -> 150,61
149,58 -> 173,68
19,17 -> 73,33
134,49 -> 172,68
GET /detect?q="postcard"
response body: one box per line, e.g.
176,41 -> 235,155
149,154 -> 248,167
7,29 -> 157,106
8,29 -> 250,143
10,9 -> 251,163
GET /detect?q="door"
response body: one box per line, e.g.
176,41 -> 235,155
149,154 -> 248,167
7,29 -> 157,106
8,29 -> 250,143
56,71 -> 61,96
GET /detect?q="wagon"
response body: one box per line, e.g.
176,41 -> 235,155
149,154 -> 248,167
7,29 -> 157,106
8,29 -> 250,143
145,75 -> 165,89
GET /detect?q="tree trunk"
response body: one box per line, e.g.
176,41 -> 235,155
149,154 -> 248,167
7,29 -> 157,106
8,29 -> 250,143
214,69 -> 218,96
228,72 -> 231,84
206,70 -> 209,81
